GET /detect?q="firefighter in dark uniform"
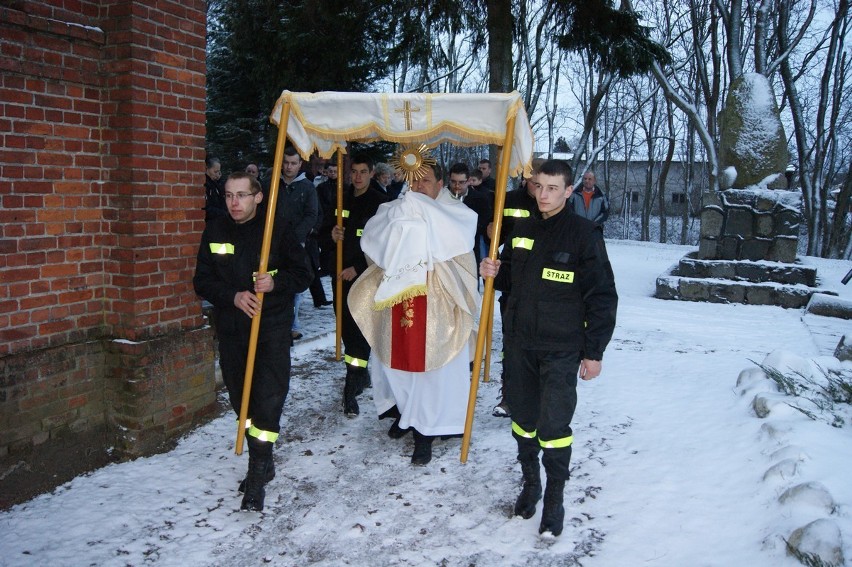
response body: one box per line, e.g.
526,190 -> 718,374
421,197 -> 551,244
194,172 -> 312,512
480,159 -> 618,537
320,154 -> 389,416
485,167 -> 541,418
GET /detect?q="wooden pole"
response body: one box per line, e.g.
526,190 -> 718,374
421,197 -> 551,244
235,101 -> 291,455
483,295 -> 493,382
334,150 -> 344,360
461,112 -> 518,463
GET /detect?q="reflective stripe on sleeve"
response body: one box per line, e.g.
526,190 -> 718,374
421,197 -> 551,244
511,421 -> 537,439
252,269 -> 278,282
539,435 -> 573,449
512,237 -> 534,250
335,209 -> 351,218
209,242 -> 235,255
503,208 -> 530,218
247,425 -> 279,443
344,355 -> 368,368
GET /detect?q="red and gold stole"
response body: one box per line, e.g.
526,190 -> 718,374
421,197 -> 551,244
389,295 -> 427,372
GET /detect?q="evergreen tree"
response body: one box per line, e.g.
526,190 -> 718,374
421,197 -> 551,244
206,0 -> 394,172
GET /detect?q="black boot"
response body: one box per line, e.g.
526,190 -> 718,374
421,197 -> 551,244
241,439 -> 273,512
238,458 -> 275,493
352,367 -> 370,396
411,431 -> 434,465
538,478 -> 566,536
343,369 -> 360,416
514,459 -> 542,519
387,416 -> 411,439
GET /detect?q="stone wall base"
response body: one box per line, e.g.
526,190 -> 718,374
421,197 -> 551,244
0,326 -> 217,508
699,189 -> 802,263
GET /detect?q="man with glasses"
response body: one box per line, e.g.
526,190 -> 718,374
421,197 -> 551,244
194,172 -> 312,512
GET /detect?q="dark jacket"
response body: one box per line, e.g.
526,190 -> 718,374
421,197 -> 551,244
264,173 -> 319,244
460,189 -> 493,251
193,213 -> 312,339
319,186 -> 390,276
496,185 -> 538,246
568,185 -> 610,224
204,174 -> 226,221
494,206 -> 617,359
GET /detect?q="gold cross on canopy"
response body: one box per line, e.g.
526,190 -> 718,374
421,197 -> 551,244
395,100 -> 421,130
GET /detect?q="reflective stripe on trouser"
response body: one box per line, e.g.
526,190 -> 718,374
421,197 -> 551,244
235,417 -> 282,443
511,422 -> 573,449
248,424 -> 279,443
335,278 -> 371,365
219,327 -> 291,439
344,354 -> 368,368
505,347 -> 579,481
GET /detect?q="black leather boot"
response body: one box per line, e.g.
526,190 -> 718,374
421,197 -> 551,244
513,458 -> 542,519
343,369 -> 360,416
355,367 -> 371,392
238,458 -> 275,493
241,438 -> 273,512
538,478 -> 566,536
411,430 -> 434,465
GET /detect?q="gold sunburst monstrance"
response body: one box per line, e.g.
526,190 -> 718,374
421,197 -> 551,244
388,144 -> 437,187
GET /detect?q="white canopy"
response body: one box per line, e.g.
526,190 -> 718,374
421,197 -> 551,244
269,90 -> 535,178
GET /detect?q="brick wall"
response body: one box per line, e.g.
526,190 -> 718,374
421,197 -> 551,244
0,0 -> 216,500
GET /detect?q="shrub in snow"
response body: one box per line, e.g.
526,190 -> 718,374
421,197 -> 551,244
750,352 -> 852,428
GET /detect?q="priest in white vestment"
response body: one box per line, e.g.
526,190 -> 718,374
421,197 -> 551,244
348,162 -> 480,465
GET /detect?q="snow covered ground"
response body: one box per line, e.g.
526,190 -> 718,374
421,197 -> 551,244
1,240 -> 849,567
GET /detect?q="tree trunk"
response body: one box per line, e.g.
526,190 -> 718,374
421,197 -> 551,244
657,101 -> 676,243
486,0 -> 513,165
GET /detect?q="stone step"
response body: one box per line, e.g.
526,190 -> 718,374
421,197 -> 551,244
655,273 -> 825,308
675,252 -> 817,286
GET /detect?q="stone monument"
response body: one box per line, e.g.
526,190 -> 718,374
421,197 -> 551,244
656,74 -> 829,307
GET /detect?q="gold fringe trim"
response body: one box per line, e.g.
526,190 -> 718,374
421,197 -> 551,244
372,284 -> 427,311
270,91 -> 535,176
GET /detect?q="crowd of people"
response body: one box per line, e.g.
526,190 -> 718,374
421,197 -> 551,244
195,152 -> 617,538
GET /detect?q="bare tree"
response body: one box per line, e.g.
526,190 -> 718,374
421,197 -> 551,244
778,0 -> 850,257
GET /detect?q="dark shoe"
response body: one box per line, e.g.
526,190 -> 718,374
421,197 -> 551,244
387,417 -> 411,439
343,371 -> 360,416
411,431 -> 434,465
238,458 -> 275,493
240,454 -> 271,512
514,459 -> 542,519
313,300 -> 332,308
291,330 -> 303,340
492,399 -> 510,418
538,479 -> 566,536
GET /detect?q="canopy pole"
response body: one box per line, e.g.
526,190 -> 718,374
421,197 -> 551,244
334,150 -> 344,360
483,296 -> 493,382
461,112 -> 518,463
235,101 -> 291,455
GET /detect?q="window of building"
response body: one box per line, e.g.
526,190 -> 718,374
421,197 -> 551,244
630,192 -> 639,203
671,192 -> 686,204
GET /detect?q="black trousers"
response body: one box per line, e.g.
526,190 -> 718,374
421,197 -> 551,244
504,347 -> 579,481
334,278 -> 371,366
305,236 -> 328,305
219,327 -> 291,435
